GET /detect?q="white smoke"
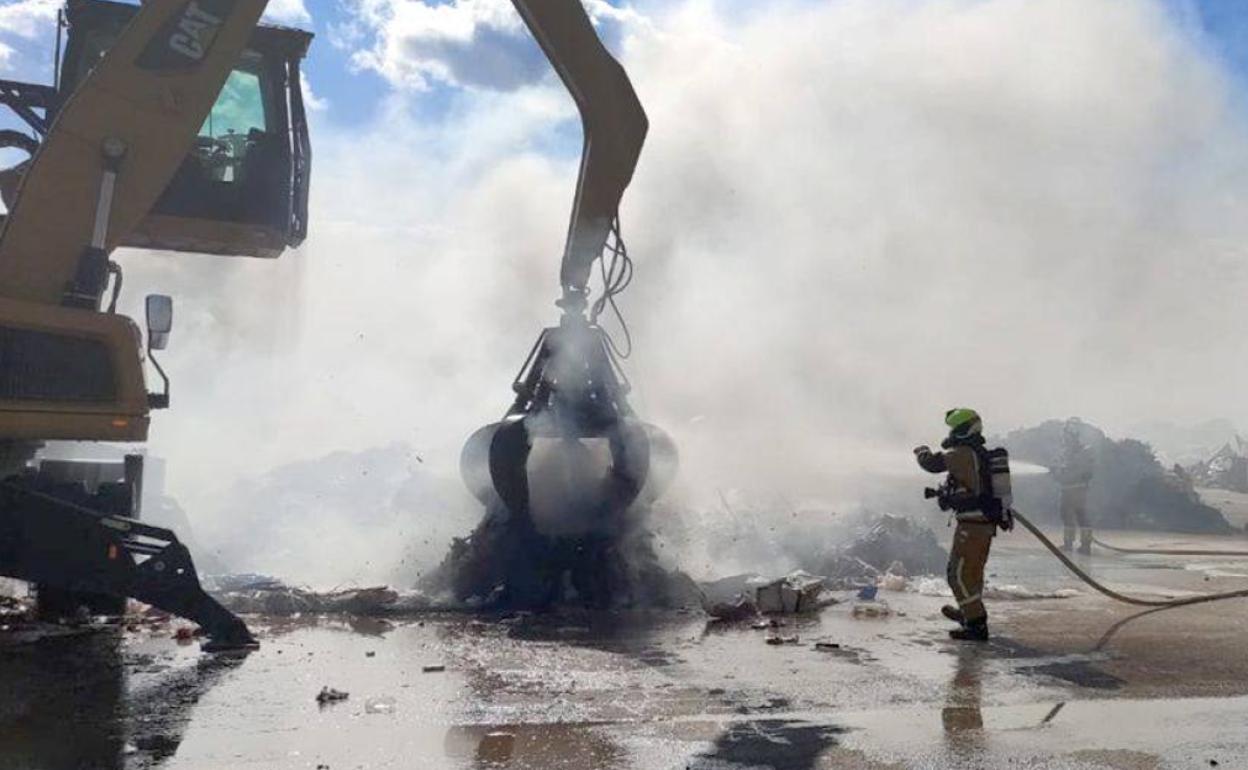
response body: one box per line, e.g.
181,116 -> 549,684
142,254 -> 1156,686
105,0 -> 1248,582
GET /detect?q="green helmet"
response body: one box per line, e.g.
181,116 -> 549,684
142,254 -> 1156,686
945,408 -> 982,439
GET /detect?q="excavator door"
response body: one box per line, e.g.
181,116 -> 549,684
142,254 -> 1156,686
2,0 -> 312,258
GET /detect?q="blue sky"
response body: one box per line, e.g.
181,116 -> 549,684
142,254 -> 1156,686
3,0 -> 1247,134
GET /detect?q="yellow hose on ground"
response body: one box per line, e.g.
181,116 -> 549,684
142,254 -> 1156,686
1012,510 -> 1248,609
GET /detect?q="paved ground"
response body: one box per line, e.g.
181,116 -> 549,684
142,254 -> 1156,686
4,526 -> 1248,769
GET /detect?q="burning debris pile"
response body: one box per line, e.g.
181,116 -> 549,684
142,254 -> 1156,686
1002,419 -> 1232,533
701,513 -> 948,620
420,503 -> 701,611
814,514 -> 947,584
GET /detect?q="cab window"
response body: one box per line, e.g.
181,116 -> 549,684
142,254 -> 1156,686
196,62 -> 269,184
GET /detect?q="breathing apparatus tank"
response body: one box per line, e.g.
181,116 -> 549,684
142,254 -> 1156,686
985,446 -> 1013,514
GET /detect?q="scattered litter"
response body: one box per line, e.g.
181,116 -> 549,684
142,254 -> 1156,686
316,687 -> 349,705
422,664 -> 446,673
816,515 -> 947,585
173,626 -> 196,642
877,572 -> 907,592
366,651 -> 376,658
856,585 -> 878,601
364,697 -> 396,714
751,618 -> 783,630
814,641 -> 841,651
765,634 -> 800,645
851,600 -> 891,618
756,570 -> 825,614
705,596 -> 757,622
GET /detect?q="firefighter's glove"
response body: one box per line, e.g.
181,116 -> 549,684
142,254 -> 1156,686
998,509 -> 1015,532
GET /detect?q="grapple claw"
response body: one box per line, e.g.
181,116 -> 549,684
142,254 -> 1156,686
460,319 -> 677,532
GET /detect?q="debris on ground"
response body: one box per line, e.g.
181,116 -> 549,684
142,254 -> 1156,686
877,569 -> 908,592
364,697 -> 396,714
765,634 -> 800,645
851,599 -> 891,618
422,664 -> 445,673
755,571 -> 825,614
814,641 -> 841,651
211,576 -> 402,617
702,571 -> 833,620
820,515 -> 948,585
705,596 -> 757,621
421,503 -> 702,611
316,687 -> 349,704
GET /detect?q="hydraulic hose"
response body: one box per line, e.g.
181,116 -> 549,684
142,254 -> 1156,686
1011,510 -> 1248,609
1090,536 -> 1248,558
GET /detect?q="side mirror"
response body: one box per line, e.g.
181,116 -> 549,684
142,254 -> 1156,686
145,294 -> 172,351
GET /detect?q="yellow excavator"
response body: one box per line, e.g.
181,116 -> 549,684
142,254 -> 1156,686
0,0 -> 312,649
0,0 -> 673,646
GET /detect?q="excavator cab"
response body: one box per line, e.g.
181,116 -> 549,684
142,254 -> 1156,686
1,0 -> 312,258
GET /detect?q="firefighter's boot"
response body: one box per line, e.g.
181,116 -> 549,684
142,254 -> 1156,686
941,605 -> 965,625
949,618 -> 989,642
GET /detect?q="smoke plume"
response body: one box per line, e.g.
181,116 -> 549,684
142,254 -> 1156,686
93,0 -> 1248,584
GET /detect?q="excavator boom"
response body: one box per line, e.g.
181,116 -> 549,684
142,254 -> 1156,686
511,0 -> 648,309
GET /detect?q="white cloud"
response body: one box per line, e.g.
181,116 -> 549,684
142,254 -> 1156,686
301,76 -> 329,111
341,0 -> 642,91
262,0 -> 312,26
0,0 -> 58,77
0,0 -> 58,40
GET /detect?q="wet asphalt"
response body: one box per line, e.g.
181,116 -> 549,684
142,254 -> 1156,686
4,527 -> 1248,769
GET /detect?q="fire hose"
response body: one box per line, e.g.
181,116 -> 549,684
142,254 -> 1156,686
1090,536 -> 1248,558
1011,510 -> 1248,609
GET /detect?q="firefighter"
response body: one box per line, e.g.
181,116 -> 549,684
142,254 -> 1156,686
915,408 -> 1007,642
1056,419 -> 1095,554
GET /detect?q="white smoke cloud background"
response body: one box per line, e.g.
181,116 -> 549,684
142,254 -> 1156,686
102,0 -> 1248,584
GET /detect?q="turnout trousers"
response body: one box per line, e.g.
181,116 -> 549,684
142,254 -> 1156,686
947,521 -> 996,623
1061,485 -> 1091,550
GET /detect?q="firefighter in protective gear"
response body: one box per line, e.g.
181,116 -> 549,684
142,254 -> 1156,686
915,408 -> 997,642
1056,419 -> 1094,555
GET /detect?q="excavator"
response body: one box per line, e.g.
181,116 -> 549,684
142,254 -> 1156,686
0,0 -> 311,649
0,0 -> 674,649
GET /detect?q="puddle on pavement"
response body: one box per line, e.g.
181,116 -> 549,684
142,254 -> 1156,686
2,604 -> 1248,769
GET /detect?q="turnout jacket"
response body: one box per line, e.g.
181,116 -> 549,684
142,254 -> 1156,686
1055,446 -> 1094,490
916,435 -> 994,524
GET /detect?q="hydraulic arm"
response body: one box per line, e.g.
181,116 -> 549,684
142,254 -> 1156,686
461,0 -> 677,532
